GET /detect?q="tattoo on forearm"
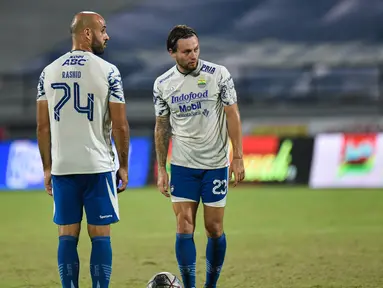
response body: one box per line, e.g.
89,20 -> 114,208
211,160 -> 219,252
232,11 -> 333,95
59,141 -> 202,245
155,116 -> 171,168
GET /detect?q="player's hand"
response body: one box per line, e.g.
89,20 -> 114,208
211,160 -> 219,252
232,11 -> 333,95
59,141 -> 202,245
229,158 -> 245,187
157,167 -> 170,197
44,169 -> 52,196
116,167 -> 128,193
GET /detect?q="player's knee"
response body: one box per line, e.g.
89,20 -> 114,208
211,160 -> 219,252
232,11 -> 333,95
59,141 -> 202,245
176,213 -> 195,234
205,221 -> 223,238
58,223 -> 81,237
87,224 -> 110,238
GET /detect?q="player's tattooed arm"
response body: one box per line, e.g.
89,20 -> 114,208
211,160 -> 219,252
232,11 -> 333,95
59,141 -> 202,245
36,100 -> 52,171
155,115 -> 171,169
153,78 -> 170,170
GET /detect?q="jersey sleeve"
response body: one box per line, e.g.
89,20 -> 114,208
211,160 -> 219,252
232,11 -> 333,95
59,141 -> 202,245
36,69 -> 47,101
108,65 -> 125,103
153,79 -> 170,117
218,66 -> 237,106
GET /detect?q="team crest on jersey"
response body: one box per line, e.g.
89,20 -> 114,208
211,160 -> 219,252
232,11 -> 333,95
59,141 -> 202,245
197,77 -> 206,89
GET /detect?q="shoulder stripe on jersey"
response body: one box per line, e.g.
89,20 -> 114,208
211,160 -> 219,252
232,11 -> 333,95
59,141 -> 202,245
107,68 -> 124,102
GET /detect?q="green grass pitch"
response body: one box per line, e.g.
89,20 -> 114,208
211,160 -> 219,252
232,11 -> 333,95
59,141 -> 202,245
0,186 -> 382,288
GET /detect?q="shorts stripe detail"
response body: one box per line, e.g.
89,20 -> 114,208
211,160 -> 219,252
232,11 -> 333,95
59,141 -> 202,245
106,175 -> 119,219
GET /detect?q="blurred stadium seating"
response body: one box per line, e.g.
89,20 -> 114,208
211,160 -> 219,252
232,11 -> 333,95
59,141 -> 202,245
1,0 -> 383,134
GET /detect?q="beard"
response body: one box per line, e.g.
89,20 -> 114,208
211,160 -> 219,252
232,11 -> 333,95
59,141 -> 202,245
91,38 -> 106,55
178,59 -> 198,72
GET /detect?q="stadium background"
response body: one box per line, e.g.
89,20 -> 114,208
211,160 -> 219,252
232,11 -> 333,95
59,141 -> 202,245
1,1 -> 382,287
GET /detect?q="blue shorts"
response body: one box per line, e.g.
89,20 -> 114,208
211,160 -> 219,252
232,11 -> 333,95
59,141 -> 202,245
51,172 -> 119,225
170,164 -> 229,207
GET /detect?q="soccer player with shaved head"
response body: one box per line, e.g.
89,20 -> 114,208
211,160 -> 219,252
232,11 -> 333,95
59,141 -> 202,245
153,25 -> 245,288
36,11 -> 129,288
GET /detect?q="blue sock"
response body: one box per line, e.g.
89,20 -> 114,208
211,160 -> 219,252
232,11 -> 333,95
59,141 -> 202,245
90,236 -> 112,288
205,233 -> 227,288
175,233 -> 196,288
57,235 -> 79,288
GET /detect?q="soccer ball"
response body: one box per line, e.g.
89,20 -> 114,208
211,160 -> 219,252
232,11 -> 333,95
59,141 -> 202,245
146,272 -> 183,288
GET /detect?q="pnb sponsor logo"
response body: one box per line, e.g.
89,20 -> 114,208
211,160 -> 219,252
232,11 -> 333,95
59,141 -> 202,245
171,90 -> 208,104
179,101 -> 202,113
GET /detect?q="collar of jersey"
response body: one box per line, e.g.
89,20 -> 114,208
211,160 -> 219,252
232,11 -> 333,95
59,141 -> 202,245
70,49 -> 88,53
175,59 -> 203,77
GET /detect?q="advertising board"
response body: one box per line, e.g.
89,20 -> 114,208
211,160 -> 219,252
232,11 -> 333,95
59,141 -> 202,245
309,133 -> 383,188
0,138 -> 152,190
154,136 -> 314,184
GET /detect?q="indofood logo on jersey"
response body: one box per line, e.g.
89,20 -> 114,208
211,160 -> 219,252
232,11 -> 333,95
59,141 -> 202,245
171,90 -> 208,104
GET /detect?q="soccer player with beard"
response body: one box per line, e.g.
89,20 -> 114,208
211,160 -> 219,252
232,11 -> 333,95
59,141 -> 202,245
153,25 -> 245,288
36,12 -> 129,288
